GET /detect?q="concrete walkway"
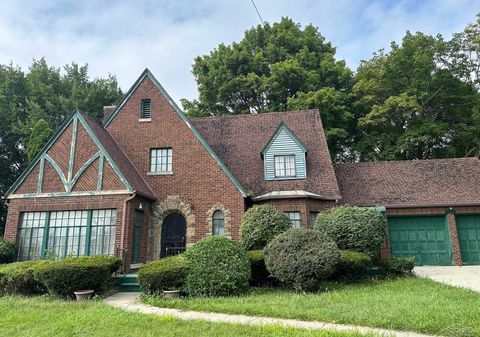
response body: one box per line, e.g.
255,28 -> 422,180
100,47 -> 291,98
104,292 -> 439,337
414,266 -> 480,292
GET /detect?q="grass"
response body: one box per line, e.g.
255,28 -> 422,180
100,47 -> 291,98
0,295 -> 377,337
143,277 -> 480,337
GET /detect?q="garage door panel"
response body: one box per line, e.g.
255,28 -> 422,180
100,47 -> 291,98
388,216 -> 452,266
457,215 -> 480,265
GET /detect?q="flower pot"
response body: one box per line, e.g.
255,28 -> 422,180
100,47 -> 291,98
163,290 -> 181,298
74,290 -> 94,301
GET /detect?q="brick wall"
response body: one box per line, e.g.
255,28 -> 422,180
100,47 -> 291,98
255,198 -> 335,228
106,76 -> 246,244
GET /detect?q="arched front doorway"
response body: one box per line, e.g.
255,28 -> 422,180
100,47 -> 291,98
160,213 -> 186,258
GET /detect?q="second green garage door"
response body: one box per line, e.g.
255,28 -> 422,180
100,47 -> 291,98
456,215 -> 480,265
388,216 -> 453,265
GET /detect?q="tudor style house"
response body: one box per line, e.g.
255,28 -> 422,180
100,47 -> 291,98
4,69 -> 480,269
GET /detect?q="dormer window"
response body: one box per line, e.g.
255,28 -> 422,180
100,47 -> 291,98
274,155 -> 296,178
140,99 -> 151,120
262,122 -> 307,181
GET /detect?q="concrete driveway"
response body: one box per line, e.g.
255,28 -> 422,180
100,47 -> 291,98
414,266 -> 480,292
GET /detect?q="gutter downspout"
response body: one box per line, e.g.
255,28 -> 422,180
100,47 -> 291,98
120,192 -> 136,274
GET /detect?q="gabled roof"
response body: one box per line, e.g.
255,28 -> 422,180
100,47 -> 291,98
261,122 -> 307,156
6,109 -> 156,200
104,68 -> 247,197
335,158 -> 480,208
191,110 -> 342,199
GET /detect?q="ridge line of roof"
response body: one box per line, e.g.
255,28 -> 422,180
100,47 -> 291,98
334,157 -> 480,166
190,109 -> 320,121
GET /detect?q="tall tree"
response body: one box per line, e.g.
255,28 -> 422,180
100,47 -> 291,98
0,59 -> 123,234
352,32 -> 478,161
183,17 -> 354,160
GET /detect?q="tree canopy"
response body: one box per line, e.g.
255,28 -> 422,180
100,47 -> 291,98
0,59 -> 122,233
184,15 -> 480,162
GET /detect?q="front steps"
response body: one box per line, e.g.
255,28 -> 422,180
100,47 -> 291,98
116,273 -> 140,292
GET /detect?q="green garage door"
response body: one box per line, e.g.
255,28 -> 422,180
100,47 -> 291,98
388,216 -> 452,265
456,215 -> 480,265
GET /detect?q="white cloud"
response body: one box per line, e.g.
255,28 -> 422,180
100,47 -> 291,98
0,0 -> 478,105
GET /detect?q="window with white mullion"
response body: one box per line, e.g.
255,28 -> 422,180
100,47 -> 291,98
150,148 -> 172,173
274,155 -> 296,178
285,211 -> 301,229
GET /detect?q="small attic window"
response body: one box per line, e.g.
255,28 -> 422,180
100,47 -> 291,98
140,99 -> 151,119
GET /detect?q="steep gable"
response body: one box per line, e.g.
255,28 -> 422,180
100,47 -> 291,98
104,68 -> 246,198
6,110 -> 155,199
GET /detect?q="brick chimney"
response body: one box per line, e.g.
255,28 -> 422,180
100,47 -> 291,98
102,105 -> 116,123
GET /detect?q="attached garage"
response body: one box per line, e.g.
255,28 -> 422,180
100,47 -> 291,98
388,216 -> 453,266
456,215 -> 480,265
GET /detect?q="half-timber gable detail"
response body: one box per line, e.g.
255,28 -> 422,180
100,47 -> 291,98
7,110 -> 132,199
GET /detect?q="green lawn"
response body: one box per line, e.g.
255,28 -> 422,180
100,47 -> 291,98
144,277 -> 480,337
0,296 -> 375,337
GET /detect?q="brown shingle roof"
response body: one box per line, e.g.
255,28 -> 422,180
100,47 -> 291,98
191,110 -> 341,200
82,113 -> 156,200
335,158 -> 480,208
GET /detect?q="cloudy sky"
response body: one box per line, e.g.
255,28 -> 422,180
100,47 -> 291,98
0,0 -> 478,104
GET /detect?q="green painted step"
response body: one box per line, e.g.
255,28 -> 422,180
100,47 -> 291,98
116,273 -> 140,292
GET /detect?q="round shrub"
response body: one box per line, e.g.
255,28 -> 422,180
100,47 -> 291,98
265,229 -> 340,291
315,206 -> 387,256
247,250 -> 277,286
138,255 -> 188,294
0,238 -> 17,264
34,256 -> 120,298
0,260 -> 51,295
379,257 -> 415,276
184,236 -> 250,296
240,205 -> 292,250
332,250 -> 372,281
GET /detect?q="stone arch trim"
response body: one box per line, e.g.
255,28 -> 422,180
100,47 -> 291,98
206,203 -> 232,238
148,195 -> 195,261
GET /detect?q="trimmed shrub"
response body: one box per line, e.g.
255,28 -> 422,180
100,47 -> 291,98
332,250 -> 372,280
34,256 -> 121,298
379,257 -> 415,276
240,205 -> 292,250
0,260 -> 52,295
184,236 -> 250,296
138,255 -> 188,294
248,250 -> 276,286
315,206 -> 387,256
0,238 -> 17,264
65,255 -> 122,274
265,229 -> 340,291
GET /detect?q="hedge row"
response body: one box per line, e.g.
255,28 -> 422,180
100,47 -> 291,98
0,256 -> 121,298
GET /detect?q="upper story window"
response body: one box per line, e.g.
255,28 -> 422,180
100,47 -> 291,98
140,99 -> 151,119
212,210 -> 225,236
262,123 -> 307,181
284,211 -> 301,229
274,155 -> 296,178
150,148 -> 172,173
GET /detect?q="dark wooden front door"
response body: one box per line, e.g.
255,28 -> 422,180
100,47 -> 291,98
160,213 -> 186,258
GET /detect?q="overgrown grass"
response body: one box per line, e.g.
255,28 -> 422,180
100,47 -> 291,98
0,295 -> 376,337
144,277 -> 480,337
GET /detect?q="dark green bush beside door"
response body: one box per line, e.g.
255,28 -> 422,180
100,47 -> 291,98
388,216 -> 452,266
456,215 -> 480,265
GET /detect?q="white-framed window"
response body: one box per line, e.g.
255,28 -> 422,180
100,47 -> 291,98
212,210 -> 225,236
150,148 -> 172,173
274,155 -> 296,178
309,212 -> 319,229
284,211 -> 301,229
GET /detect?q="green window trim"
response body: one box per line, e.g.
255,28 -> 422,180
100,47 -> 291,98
16,209 -> 117,261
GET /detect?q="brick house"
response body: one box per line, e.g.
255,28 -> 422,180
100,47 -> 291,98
4,69 -> 480,269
